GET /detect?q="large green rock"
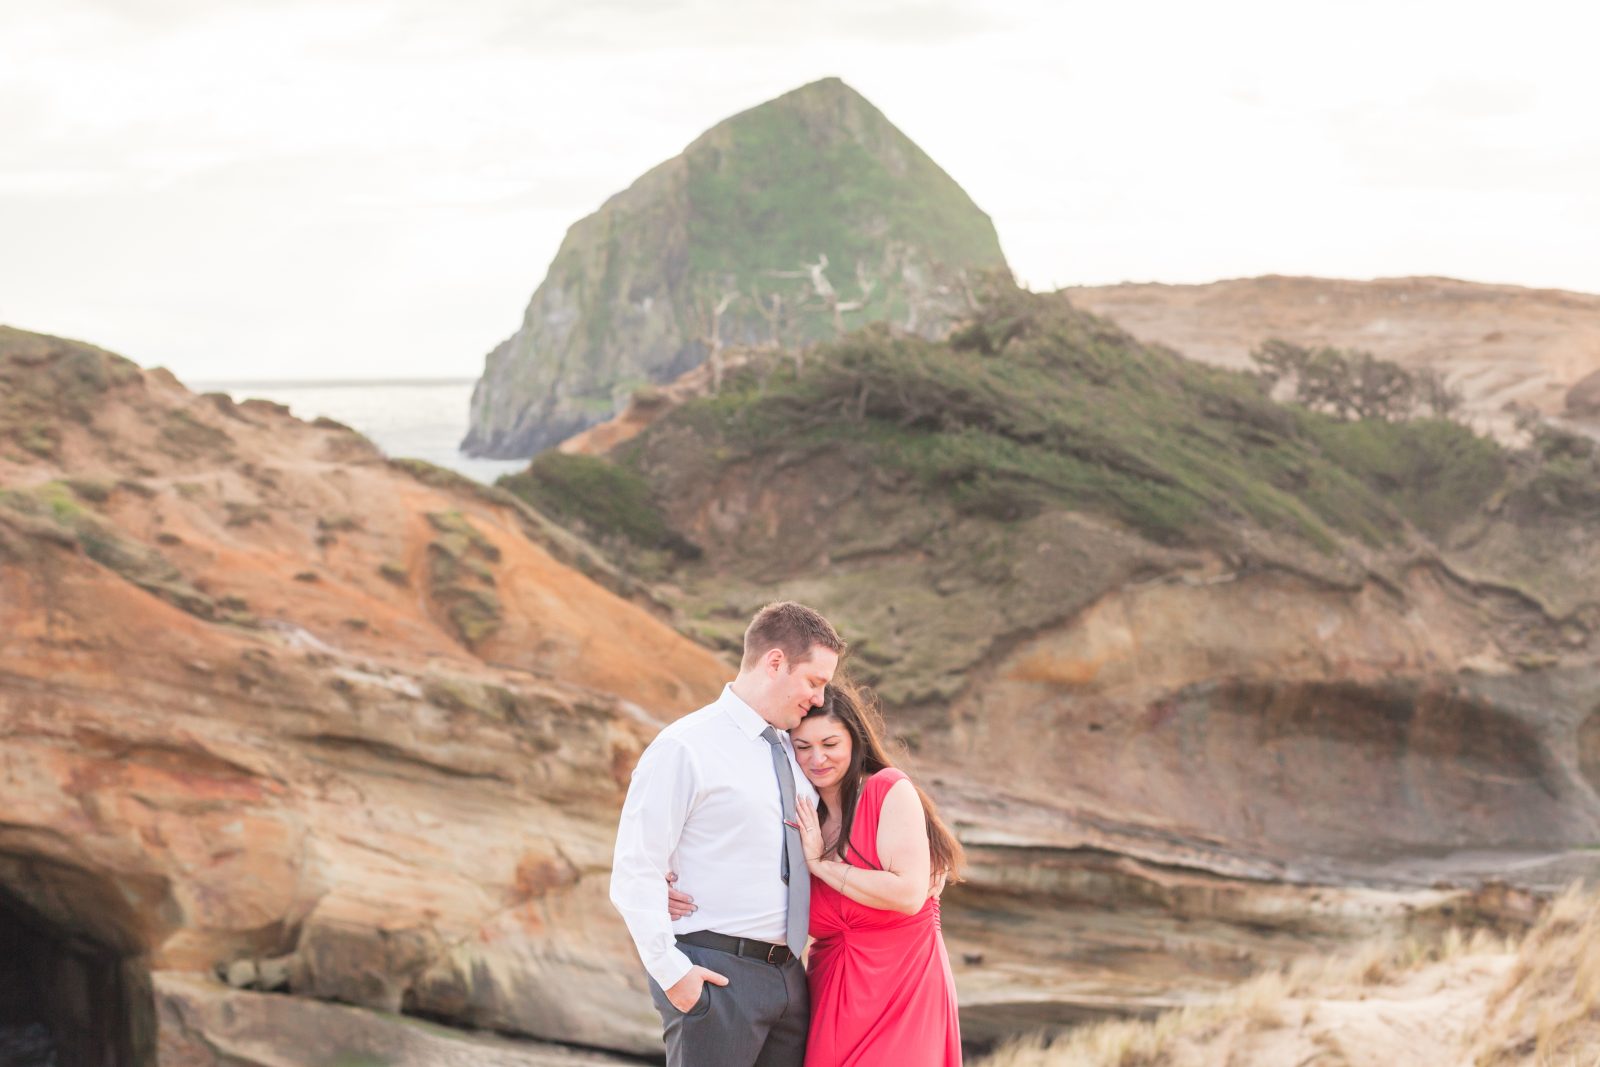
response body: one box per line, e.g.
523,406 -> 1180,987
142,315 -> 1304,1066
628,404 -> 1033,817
462,77 -> 1010,458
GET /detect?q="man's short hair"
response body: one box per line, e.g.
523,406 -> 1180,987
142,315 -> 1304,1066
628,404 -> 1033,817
741,601 -> 845,671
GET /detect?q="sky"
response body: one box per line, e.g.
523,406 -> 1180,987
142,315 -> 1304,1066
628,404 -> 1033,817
2,0 -> 1598,382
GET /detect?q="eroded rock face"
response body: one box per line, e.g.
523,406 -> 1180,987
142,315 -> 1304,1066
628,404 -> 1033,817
932,568 -> 1600,866
155,972 -> 638,1067
0,327 -> 728,1059
1578,704 -> 1600,795
7,316 -> 1599,1060
511,290 -> 1600,1038
898,563 -> 1600,1037
1568,368 -> 1600,418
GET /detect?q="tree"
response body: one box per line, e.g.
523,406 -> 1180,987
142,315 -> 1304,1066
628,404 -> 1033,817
1249,338 -> 1443,423
748,287 -> 788,351
686,288 -> 740,394
1250,338 -> 1310,394
769,253 -> 879,338
1349,352 -> 1416,421
1416,366 -> 1464,419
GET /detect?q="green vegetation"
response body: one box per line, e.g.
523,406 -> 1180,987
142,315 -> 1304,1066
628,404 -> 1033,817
1505,422 -> 1600,520
63,478 -> 112,504
312,416 -> 357,433
116,479 -> 157,499
434,581 -> 500,646
18,425 -> 59,459
28,480 -> 90,524
423,511 -> 503,648
418,674 -> 544,728
318,514 -> 362,533
389,457 -> 655,606
0,326 -> 143,459
390,458 -> 526,514
1251,338 -> 1464,422
468,78 -> 1012,456
498,453 -> 698,559
528,283 -> 1600,572
224,502 -> 270,528
1304,417 -> 1507,539
513,284 -> 1572,702
425,510 -> 501,563
641,287 -> 1508,550
0,482 -> 218,619
683,78 -> 1006,341
158,408 -> 234,460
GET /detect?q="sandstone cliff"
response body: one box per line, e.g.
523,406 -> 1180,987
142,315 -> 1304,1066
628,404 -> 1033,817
0,325 -> 727,1064
1064,275 -> 1600,441
1569,367 -> 1600,417
7,296 -> 1598,1064
504,285 -> 1600,1042
463,77 -> 1010,459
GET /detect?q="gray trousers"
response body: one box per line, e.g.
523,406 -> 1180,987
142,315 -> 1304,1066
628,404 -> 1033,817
647,939 -> 809,1067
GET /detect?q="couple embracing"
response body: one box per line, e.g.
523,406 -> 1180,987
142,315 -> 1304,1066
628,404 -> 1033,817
610,601 -> 964,1066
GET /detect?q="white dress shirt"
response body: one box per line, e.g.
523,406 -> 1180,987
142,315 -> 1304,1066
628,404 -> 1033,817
610,684 -> 819,989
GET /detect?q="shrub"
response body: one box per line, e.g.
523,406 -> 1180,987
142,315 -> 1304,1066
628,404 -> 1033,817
498,453 -> 699,558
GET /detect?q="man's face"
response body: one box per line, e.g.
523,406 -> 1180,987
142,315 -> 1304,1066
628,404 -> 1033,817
772,645 -> 838,731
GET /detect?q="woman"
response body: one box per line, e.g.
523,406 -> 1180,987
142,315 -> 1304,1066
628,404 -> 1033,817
791,681 -> 964,1066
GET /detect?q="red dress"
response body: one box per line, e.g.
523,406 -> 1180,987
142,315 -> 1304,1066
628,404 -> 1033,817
805,767 -> 961,1066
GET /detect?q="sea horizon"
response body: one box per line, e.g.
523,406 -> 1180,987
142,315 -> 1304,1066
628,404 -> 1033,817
196,377 -> 528,485
190,376 -> 479,390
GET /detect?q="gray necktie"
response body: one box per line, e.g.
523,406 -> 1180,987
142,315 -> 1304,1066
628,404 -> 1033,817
762,726 -> 810,957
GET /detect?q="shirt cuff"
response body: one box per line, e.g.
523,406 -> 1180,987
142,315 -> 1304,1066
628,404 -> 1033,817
647,946 -> 695,992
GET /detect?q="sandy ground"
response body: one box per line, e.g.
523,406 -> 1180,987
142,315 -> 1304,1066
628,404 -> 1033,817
1219,955 -> 1514,1067
977,946 -> 1527,1067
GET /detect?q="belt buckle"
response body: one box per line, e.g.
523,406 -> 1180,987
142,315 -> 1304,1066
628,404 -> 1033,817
766,943 -> 782,965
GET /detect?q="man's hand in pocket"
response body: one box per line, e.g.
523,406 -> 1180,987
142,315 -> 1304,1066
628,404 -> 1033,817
665,965 -> 728,1013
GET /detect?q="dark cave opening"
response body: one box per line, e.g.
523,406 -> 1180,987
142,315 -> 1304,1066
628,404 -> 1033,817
0,888 -> 150,1067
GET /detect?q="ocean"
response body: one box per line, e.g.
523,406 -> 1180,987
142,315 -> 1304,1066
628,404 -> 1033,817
191,378 -> 530,485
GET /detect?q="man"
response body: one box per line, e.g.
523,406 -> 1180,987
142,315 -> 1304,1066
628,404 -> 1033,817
610,601 -> 845,1067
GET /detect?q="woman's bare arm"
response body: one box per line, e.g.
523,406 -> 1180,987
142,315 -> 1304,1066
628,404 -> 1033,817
798,781 -> 932,916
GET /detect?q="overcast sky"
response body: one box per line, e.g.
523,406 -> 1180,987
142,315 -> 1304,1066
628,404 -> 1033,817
2,0 -> 1597,382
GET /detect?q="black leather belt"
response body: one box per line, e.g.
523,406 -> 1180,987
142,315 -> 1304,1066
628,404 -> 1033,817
677,930 -> 794,965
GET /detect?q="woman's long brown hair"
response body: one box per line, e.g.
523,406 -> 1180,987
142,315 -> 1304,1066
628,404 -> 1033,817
805,681 -> 964,881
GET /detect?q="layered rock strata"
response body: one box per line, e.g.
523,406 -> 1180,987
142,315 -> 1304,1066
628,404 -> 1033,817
509,288 -> 1600,1043
0,327 -> 727,1062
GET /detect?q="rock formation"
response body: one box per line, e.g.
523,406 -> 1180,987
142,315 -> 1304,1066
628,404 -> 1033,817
7,289 -> 1599,1063
1064,275 -> 1600,441
0,325 -> 726,1064
1568,367 -> 1600,418
504,285 -> 1600,1044
462,77 -> 1010,459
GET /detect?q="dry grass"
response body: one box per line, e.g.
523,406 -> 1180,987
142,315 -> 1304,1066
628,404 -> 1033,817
1472,885 -> 1600,1066
975,887 -> 1591,1067
974,1012 -> 1205,1067
1279,924 -> 1509,997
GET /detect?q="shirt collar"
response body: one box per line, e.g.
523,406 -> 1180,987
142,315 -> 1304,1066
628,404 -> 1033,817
719,684 -> 773,741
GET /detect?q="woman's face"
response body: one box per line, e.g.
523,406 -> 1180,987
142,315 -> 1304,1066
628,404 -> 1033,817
791,714 -> 853,792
